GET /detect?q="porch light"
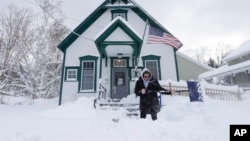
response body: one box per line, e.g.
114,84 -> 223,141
117,53 -> 123,58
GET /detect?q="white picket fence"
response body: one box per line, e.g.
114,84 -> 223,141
160,81 -> 242,101
204,83 -> 242,101
96,80 -> 242,102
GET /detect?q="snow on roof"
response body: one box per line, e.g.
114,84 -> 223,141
199,60 -> 250,79
223,40 -> 250,62
94,16 -> 142,40
177,51 -> 214,71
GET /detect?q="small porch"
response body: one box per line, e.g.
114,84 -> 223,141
95,17 -> 143,99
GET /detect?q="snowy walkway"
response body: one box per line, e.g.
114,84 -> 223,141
1,93 -> 250,141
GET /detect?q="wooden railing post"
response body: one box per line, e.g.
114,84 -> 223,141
237,88 -> 242,101
168,82 -> 174,95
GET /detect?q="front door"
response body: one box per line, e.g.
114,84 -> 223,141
112,68 -> 129,99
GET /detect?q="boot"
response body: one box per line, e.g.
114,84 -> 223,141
151,114 -> 157,121
140,112 -> 146,119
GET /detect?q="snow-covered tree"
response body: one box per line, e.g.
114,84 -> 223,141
181,43 -> 233,67
0,5 -> 34,97
207,58 -> 218,68
182,46 -> 208,64
212,43 -> 233,66
0,1 -> 69,103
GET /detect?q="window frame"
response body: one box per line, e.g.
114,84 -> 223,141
145,60 -> 159,80
80,61 -> 95,92
142,55 -> 161,80
67,69 -> 77,81
65,67 -> 79,82
79,56 -> 98,93
111,9 -> 128,20
113,59 -> 127,67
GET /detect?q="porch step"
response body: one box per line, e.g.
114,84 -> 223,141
94,98 -> 140,118
99,103 -> 139,107
126,107 -> 139,117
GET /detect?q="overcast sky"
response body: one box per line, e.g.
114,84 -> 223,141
1,0 -> 250,51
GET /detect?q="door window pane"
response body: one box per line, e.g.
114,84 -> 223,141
115,72 -> 125,86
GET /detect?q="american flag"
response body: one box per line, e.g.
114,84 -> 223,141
147,25 -> 182,49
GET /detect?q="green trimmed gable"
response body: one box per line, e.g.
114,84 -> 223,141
57,0 -> 182,53
95,18 -> 142,58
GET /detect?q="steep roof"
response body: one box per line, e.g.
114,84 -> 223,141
223,40 -> 250,62
177,51 -> 214,71
57,0 -> 182,52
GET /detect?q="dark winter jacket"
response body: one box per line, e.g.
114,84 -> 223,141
134,76 -> 166,114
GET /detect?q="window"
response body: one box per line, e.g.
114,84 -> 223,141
113,59 -> 126,67
65,67 -> 79,81
145,60 -> 159,79
142,55 -> 161,80
111,9 -> 128,20
113,13 -> 126,19
67,69 -> 77,81
111,0 -> 128,4
81,61 -> 95,91
79,55 -> 98,92
115,72 -> 125,86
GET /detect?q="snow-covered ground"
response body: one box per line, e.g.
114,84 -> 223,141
1,91 -> 250,141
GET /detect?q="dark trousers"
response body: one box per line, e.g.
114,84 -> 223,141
140,112 -> 157,120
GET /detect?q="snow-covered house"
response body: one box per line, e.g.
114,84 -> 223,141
199,40 -> 250,89
177,52 -> 213,81
57,0 -> 211,105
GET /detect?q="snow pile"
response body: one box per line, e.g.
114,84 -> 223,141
119,94 -> 140,104
1,91 -> 250,141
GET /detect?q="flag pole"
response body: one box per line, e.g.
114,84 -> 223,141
135,19 -> 149,79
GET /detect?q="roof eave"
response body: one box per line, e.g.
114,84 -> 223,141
57,0 -> 183,52
57,1 -> 109,52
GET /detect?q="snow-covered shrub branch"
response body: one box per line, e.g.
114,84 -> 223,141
0,1 -> 69,104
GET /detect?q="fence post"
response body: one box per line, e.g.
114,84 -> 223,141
237,88 -> 242,101
169,82 -> 175,95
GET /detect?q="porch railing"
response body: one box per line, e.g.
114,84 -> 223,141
97,83 -> 107,100
205,85 -> 242,101
160,82 -> 242,101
